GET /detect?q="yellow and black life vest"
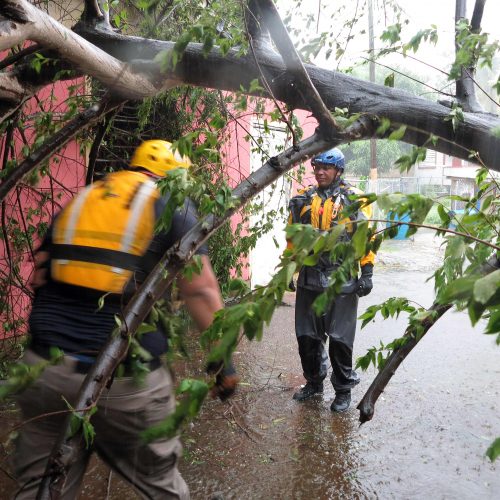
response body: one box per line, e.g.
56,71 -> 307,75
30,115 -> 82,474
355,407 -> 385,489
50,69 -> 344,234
287,183 -> 375,267
51,170 -> 160,293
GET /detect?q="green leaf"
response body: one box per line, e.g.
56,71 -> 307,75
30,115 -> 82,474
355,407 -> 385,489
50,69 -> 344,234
303,254 -> 320,266
468,300 -> 486,326
376,117 -> 391,136
486,437 -> 500,462
380,23 -> 402,45
352,221 -> 368,259
285,262 -> 297,285
485,309 -> 500,335
473,270 -> 500,305
137,323 -> 157,335
440,276 -> 476,302
384,73 -> 395,87
388,125 -> 407,141
312,292 -> 329,316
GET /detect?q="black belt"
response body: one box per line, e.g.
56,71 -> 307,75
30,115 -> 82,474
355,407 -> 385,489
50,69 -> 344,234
30,344 -> 161,375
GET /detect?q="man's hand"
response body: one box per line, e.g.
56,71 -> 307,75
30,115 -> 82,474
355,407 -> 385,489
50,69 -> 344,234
207,361 -> 239,401
30,251 -> 50,290
356,264 -> 373,297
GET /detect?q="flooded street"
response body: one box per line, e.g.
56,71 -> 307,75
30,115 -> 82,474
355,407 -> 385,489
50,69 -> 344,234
181,230 -> 499,499
0,230 -> 498,498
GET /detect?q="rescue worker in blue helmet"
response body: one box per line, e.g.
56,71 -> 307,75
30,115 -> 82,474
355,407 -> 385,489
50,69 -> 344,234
12,140 -> 238,499
287,147 -> 375,412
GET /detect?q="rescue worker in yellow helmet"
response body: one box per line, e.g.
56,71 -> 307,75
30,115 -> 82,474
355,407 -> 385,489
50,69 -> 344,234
130,139 -> 192,175
287,147 -> 375,412
13,140 -> 238,499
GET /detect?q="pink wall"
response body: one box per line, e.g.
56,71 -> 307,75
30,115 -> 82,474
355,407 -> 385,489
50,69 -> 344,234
0,79 -> 86,338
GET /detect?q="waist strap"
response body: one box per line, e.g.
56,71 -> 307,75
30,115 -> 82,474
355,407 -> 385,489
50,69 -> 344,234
30,343 -> 161,375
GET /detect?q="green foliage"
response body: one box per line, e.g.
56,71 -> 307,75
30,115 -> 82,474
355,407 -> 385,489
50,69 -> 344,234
445,104 -> 465,133
342,139 -> 411,177
450,19 -> 500,82
66,398 -> 97,448
486,438 -> 500,462
394,146 -> 427,172
142,378 -> 209,442
0,348 -> 63,401
403,27 -> 438,55
355,297 -> 428,371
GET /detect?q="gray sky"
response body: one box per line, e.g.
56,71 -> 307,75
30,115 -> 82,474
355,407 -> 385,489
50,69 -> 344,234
280,0 -> 499,67
279,0 -> 499,104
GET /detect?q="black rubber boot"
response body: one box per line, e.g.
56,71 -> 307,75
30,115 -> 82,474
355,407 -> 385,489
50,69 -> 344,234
329,339 -> 358,390
293,382 -> 324,401
330,389 -> 351,412
294,336 -> 327,401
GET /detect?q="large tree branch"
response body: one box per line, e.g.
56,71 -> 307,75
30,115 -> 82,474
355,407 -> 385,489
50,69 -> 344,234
245,0 -> 273,51
1,1 -> 499,169
0,0 -> 165,99
0,97 -> 124,204
74,28 -> 500,171
38,117 -> 374,498
255,0 -> 338,137
357,255 -> 500,423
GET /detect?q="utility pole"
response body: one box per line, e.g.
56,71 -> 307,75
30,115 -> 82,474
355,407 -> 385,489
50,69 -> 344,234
368,0 -> 377,188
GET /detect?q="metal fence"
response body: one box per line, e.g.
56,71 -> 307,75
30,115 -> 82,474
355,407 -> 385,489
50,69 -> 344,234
347,176 -> 451,197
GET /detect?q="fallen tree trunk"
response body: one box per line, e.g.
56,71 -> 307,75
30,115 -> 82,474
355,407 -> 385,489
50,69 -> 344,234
73,27 -> 500,171
1,0 -> 499,169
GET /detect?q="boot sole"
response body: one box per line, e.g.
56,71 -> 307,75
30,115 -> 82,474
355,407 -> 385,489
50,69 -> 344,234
292,391 -> 324,401
330,404 -> 350,412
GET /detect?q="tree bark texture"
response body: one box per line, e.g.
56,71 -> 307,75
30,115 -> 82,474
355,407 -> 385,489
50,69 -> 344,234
1,0 -> 499,170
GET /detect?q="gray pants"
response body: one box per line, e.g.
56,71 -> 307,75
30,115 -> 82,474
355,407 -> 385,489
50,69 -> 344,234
12,349 -> 189,499
295,287 -> 359,391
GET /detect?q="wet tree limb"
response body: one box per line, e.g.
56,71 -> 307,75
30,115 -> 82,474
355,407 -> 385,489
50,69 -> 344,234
1,1 -> 499,169
245,0 -> 273,51
255,0 -> 339,136
357,255 -> 500,423
0,98 -> 124,203
0,0 -> 165,99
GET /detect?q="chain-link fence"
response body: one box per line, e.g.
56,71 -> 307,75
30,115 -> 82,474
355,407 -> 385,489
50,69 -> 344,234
346,176 -> 452,197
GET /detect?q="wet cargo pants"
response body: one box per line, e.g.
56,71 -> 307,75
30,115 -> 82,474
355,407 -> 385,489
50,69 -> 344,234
13,349 -> 189,500
295,286 -> 359,391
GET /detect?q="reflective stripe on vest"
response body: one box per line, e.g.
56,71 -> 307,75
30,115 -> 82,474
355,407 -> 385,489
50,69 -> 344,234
51,171 -> 159,293
56,184 -> 94,265
111,179 -> 156,274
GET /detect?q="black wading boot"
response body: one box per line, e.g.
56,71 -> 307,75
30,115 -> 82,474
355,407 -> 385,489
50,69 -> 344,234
330,389 -> 351,412
294,336 -> 326,401
293,382 -> 324,401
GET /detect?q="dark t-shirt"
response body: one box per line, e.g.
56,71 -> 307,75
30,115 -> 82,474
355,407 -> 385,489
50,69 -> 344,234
29,193 -> 207,358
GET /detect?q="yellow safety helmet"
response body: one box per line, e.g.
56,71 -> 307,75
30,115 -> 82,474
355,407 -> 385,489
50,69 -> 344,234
130,140 -> 191,176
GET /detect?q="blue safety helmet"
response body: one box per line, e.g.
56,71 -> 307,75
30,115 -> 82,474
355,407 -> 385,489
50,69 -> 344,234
311,147 -> 345,172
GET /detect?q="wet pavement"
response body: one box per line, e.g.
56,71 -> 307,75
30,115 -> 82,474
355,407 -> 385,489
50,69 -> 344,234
0,230 -> 499,499
180,230 -> 499,499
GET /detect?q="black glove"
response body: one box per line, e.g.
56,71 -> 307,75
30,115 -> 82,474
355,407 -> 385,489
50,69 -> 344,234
356,264 -> 373,297
207,360 -> 239,401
